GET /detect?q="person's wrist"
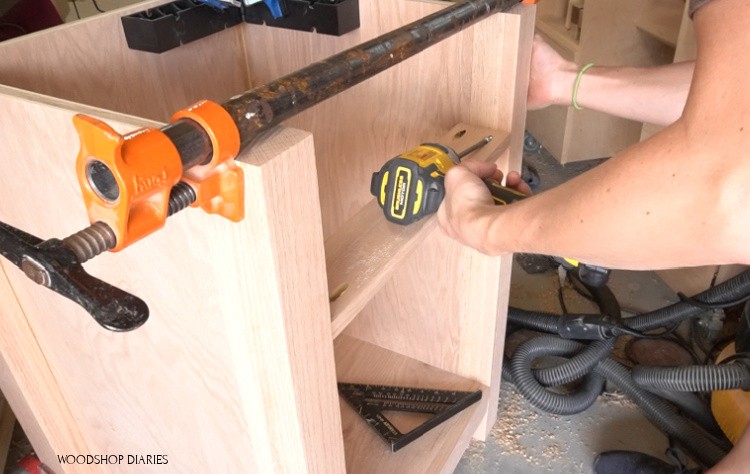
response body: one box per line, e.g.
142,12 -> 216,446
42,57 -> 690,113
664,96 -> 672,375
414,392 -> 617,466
551,66 -> 579,107
471,206 -> 506,256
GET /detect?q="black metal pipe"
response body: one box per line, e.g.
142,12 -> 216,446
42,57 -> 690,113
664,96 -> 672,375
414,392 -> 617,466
166,0 -> 521,167
162,119 -> 213,169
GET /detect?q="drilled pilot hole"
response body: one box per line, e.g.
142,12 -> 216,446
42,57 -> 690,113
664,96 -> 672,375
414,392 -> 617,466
454,129 -> 467,139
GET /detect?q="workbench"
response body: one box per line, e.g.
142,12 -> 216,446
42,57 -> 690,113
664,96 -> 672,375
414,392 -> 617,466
0,1 -> 533,471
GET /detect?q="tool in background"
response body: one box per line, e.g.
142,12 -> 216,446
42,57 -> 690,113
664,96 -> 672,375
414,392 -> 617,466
370,136 -> 527,225
556,257 -> 610,288
121,0 -> 360,54
338,383 -> 481,452
0,0 -> 533,331
8,454 -> 47,474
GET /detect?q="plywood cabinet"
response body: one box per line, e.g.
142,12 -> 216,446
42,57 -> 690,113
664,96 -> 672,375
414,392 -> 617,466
526,0 -> 677,163
0,1 -> 534,472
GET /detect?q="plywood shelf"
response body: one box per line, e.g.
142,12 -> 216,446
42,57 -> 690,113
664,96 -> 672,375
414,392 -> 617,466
536,15 -> 580,55
335,334 -> 488,473
325,124 -> 510,337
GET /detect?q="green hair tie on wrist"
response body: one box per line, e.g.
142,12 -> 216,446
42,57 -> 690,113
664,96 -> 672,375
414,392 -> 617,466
572,63 -> 594,110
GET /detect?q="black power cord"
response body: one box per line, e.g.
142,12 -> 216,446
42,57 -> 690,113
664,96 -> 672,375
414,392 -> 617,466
91,0 -> 106,13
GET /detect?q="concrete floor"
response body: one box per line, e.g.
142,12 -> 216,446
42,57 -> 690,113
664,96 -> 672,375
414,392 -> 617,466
455,144 -> 689,473
455,263 -> 680,473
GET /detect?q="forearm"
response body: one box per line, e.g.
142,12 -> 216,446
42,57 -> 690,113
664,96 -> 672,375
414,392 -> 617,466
557,62 -> 695,126
578,62 -> 694,126
528,34 -> 695,126
480,120 -> 750,269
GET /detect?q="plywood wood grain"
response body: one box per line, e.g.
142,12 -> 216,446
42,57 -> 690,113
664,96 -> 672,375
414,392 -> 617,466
243,0 -> 502,238
0,1 -> 247,122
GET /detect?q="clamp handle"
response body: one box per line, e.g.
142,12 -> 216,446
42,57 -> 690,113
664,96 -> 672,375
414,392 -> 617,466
0,220 -> 148,331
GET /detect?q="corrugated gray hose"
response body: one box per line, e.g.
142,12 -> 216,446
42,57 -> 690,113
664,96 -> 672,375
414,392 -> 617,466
632,363 -> 750,392
647,387 -> 732,449
508,308 -> 616,386
504,334 -> 726,440
508,336 -> 729,467
509,269 -> 750,389
628,269 -> 750,331
596,358 -> 729,468
510,337 -> 605,415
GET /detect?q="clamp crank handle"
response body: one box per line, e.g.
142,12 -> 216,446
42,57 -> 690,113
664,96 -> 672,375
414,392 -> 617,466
0,220 -> 148,331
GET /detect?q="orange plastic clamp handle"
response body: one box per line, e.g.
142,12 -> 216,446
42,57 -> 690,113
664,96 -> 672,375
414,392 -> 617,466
172,100 -> 244,222
521,0 -> 538,3
74,115 -> 183,251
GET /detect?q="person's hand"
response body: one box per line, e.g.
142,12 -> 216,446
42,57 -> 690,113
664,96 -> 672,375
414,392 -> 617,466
437,160 -> 532,254
527,34 -> 578,110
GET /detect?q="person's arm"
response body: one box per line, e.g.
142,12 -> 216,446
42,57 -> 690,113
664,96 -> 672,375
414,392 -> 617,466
708,423 -> 750,472
528,34 -> 694,126
438,0 -> 750,270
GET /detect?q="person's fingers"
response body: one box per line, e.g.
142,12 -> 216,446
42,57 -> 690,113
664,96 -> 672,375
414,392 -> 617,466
505,170 -> 533,196
458,159 -> 498,180
449,164 -> 532,196
444,165 -> 496,211
444,165 -> 479,195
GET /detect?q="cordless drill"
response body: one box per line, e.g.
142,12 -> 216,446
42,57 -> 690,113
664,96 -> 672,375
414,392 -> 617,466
370,136 -> 526,225
369,137 -> 610,287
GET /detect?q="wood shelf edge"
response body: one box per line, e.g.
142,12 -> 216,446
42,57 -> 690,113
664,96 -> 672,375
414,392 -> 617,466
535,16 -> 580,55
325,124 -> 510,337
335,334 -> 489,473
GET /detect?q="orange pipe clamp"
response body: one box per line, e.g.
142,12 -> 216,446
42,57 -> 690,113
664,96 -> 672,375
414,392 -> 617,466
172,100 -> 243,223
74,100 -> 242,252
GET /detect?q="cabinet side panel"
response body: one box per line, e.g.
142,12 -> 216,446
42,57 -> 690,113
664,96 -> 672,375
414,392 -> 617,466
0,92 -> 256,472
234,129 -> 346,473
0,92 -> 343,472
462,4 -> 534,434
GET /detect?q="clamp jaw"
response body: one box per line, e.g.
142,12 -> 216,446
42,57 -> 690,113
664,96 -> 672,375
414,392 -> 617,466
0,100 -> 243,331
75,100 -> 243,251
